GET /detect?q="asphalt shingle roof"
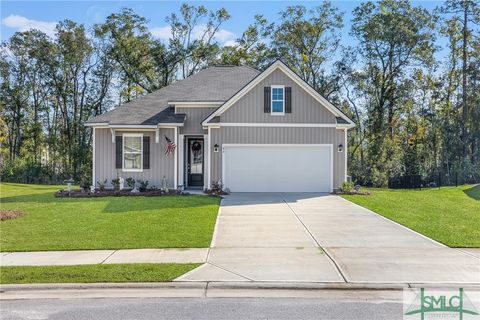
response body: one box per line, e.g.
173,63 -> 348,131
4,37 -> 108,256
87,66 -> 260,125
336,117 -> 350,124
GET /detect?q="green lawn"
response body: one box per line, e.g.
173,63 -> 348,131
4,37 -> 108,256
342,185 -> 480,248
0,183 -> 220,251
0,263 -> 200,284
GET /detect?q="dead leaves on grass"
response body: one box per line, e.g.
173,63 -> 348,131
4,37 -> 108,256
0,210 -> 25,221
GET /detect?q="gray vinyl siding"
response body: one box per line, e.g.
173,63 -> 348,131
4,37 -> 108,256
94,128 -> 175,188
176,107 -> 217,134
220,69 -> 336,124
209,127 -> 346,189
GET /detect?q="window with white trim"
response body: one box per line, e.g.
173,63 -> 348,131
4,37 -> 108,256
123,134 -> 143,171
271,86 -> 285,114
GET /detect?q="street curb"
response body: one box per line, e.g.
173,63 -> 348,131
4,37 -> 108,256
0,282 -> 206,291
2,281 -> 479,292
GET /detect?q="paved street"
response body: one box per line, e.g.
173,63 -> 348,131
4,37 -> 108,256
0,296 -> 403,320
179,193 -> 480,283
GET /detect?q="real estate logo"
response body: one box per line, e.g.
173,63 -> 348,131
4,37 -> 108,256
404,288 -> 479,320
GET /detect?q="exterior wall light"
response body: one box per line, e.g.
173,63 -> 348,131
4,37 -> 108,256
338,144 -> 343,152
213,144 -> 219,153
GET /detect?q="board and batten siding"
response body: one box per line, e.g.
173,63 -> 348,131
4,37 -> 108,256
219,69 -> 336,124
209,127 -> 346,189
95,128 -> 175,188
176,107 -> 217,134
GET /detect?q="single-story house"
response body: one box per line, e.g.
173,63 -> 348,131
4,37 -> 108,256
86,60 -> 355,192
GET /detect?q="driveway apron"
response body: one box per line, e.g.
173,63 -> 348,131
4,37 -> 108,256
282,194 -> 480,283
177,193 -> 344,282
177,193 -> 480,284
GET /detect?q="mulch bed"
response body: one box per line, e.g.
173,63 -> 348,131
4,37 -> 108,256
332,191 -> 371,196
204,190 -> 229,196
0,210 -> 25,221
54,189 -> 186,198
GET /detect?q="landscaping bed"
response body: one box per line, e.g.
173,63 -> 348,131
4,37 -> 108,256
333,181 -> 371,196
55,189 -> 185,198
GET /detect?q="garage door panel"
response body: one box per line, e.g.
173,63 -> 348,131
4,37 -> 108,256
223,145 -> 332,192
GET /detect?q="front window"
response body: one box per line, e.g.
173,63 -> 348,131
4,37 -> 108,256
123,134 -> 143,171
271,86 -> 284,114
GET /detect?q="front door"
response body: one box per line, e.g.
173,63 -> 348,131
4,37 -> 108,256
187,138 -> 204,187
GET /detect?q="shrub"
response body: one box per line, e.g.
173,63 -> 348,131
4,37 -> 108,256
125,177 -> 136,189
97,179 -> 107,191
341,181 -> 354,193
205,181 -> 228,195
79,177 -> 91,191
111,178 -> 120,191
0,159 -> 57,184
137,179 -> 149,192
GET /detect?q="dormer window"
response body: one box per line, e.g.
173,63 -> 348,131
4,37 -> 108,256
271,85 -> 285,115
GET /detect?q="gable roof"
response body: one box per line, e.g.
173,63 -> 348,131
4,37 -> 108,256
202,60 -> 355,127
86,66 -> 260,126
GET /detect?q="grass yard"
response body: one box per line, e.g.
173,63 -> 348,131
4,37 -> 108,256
342,185 -> 480,248
0,183 -> 220,251
0,263 -> 200,284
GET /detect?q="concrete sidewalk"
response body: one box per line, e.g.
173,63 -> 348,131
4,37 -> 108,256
0,248 -> 208,266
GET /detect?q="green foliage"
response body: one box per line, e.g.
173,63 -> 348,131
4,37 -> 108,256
137,179 -> 149,192
0,263 -> 201,284
217,15 -> 275,69
342,185 -> 480,247
341,181 -> 354,193
97,179 -> 107,191
111,178 -> 121,191
273,2 -> 344,96
125,177 -> 136,189
0,183 -> 220,251
2,19 -> 109,183
0,159 -> 62,184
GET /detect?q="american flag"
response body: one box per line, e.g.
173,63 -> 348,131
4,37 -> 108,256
164,135 -> 176,155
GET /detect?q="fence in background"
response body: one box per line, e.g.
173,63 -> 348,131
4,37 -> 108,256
387,171 -> 474,189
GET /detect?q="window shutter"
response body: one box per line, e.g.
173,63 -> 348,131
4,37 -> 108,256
143,136 -> 150,169
264,86 -> 271,113
115,136 -> 122,169
285,87 -> 292,113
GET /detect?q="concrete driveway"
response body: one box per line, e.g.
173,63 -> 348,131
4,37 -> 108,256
177,193 -> 480,284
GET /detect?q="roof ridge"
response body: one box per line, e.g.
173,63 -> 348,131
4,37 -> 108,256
241,65 -> 261,73
211,64 -> 260,72
210,64 -> 239,67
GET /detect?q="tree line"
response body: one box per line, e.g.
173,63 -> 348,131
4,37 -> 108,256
1,0 -> 479,187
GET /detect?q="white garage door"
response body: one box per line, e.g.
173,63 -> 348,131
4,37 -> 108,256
223,144 -> 332,192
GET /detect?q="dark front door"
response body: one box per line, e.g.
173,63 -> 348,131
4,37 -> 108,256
187,138 -> 204,187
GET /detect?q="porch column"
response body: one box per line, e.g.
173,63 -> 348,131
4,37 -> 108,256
178,134 -> 185,188
174,126 -> 178,189
205,131 -> 210,190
